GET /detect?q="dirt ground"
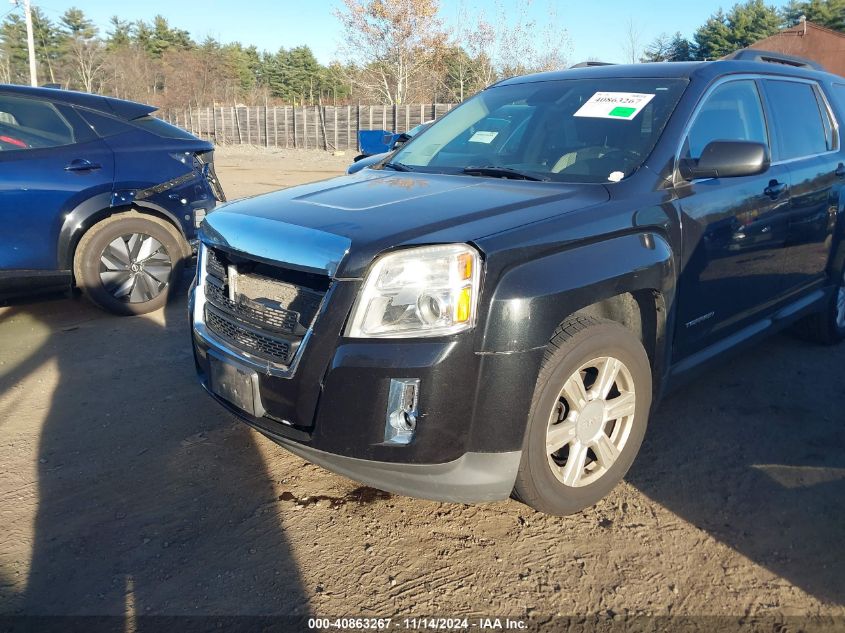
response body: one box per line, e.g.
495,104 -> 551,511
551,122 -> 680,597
0,146 -> 843,629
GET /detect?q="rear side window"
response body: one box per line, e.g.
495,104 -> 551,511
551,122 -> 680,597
0,94 -> 75,151
684,80 -> 768,159
763,80 -> 833,161
132,115 -> 196,140
76,108 -> 135,138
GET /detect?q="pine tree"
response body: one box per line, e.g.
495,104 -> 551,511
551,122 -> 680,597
105,16 -> 133,50
694,1 -> 782,59
781,0 -> 845,31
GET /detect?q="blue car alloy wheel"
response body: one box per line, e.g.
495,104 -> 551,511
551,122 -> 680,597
99,233 -> 173,304
73,212 -> 190,316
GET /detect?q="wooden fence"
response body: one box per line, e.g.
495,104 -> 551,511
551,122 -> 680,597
157,103 -> 458,151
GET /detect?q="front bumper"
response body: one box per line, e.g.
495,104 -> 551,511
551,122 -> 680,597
244,418 -> 521,503
190,278 -> 542,503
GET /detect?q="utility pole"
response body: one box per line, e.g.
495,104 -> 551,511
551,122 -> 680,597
14,0 -> 38,86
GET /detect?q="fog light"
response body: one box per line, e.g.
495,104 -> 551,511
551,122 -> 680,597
384,378 -> 419,445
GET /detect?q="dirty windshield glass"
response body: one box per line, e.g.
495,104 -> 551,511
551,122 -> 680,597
391,78 -> 688,183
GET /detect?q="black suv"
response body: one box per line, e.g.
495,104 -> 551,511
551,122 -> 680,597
191,50 -> 845,515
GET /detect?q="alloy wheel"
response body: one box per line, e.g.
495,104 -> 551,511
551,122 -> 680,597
99,233 -> 172,303
546,356 -> 637,488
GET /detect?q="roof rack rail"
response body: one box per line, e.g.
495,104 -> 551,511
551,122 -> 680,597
723,48 -> 824,71
570,61 -> 615,68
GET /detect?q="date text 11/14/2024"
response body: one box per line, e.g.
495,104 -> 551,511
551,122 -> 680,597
307,617 -> 528,630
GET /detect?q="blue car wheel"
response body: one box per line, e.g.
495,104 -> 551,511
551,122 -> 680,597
73,212 -> 190,315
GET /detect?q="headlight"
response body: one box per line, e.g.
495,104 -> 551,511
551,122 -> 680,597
346,244 -> 481,338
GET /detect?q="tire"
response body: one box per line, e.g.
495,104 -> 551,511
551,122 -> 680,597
791,268 -> 845,345
73,211 -> 189,316
513,316 -> 652,516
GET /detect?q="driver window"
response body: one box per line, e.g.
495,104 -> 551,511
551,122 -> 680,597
684,80 -> 768,159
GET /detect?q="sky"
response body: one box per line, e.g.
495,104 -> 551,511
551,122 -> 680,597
26,0 -> 727,64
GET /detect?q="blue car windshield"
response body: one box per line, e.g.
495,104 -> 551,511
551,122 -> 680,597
391,78 -> 688,183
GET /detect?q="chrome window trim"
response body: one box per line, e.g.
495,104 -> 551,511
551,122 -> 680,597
813,83 -> 838,152
672,73 -> 841,186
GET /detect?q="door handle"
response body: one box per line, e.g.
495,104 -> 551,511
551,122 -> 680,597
836,163 -> 845,178
764,180 -> 787,199
65,158 -> 101,172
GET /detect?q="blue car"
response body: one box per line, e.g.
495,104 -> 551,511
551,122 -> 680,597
348,121 -> 433,175
0,85 -> 224,315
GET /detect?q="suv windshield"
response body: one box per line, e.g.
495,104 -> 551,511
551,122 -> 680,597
391,78 -> 688,183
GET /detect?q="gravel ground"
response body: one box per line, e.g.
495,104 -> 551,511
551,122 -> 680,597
0,147 -> 843,629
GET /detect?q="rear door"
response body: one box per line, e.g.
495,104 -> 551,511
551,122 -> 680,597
0,93 -> 114,271
673,78 -> 792,358
760,78 -> 841,294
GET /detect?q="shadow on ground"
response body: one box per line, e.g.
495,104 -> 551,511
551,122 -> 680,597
628,331 -> 845,605
0,283 -> 309,623
2,284 -> 844,619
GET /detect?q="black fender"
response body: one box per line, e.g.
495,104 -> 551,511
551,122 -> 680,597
480,231 -> 676,353
56,193 -> 188,271
465,232 -> 676,453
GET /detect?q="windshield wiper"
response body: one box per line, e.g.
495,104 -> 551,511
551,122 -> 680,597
462,165 -> 547,181
382,161 -> 414,172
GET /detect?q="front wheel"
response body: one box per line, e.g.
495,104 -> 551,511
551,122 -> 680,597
73,212 -> 189,316
513,316 -> 652,516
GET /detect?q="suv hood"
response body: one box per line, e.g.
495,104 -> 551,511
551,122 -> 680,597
200,170 -> 609,278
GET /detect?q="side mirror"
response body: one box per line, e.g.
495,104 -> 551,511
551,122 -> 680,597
392,132 -> 412,150
680,140 -> 770,180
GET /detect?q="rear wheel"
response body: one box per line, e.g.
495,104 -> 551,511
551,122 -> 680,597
513,316 -> 652,516
792,268 -> 845,345
73,212 -> 188,316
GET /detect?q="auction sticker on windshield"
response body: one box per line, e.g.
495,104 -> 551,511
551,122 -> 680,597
469,130 -> 499,143
574,92 -> 655,120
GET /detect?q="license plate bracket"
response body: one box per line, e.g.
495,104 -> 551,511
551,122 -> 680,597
209,355 -> 264,418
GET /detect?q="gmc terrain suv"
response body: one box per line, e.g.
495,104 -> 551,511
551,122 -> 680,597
0,85 -> 224,315
191,50 -> 845,515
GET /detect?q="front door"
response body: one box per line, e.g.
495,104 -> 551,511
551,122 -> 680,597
0,93 -> 114,271
673,78 -> 791,359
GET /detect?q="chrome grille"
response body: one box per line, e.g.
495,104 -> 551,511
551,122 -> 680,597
201,245 -> 329,368
205,306 -> 292,364
205,279 -> 301,335
206,247 -> 227,280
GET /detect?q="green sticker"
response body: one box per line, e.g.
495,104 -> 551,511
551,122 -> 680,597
609,106 -> 636,118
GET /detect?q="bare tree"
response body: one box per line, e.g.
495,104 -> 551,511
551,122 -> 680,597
101,45 -> 159,102
621,18 -> 642,64
641,32 -> 672,63
0,49 -> 11,84
335,0 -> 448,105
450,0 -> 570,95
66,37 -> 105,92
